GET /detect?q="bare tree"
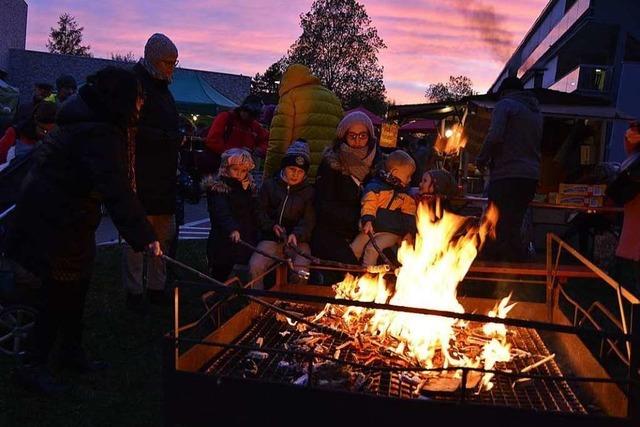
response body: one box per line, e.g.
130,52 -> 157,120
425,75 -> 475,103
110,52 -> 137,63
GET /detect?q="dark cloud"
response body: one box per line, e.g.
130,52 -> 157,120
451,0 -> 514,62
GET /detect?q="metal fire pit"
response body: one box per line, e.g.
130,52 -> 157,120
163,235 -> 638,427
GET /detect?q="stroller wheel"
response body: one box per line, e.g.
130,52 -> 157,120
0,305 -> 38,357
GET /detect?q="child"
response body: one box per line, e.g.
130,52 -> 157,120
351,150 -> 417,266
249,140 -> 315,289
203,148 -> 258,282
416,169 -> 458,205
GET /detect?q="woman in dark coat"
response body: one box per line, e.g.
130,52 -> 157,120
8,67 -> 160,394
203,148 -> 258,282
311,111 -> 378,281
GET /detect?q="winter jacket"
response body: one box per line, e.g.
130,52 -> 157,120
263,64 -> 343,179
477,91 -> 543,182
313,147 -> 378,237
205,110 -> 269,155
133,62 -> 180,214
257,174 -> 315,243
361,174 -> 417,235
7,89 -> 156,280
204,175 -> 258,264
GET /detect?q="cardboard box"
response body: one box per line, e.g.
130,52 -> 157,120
558,183 -> 590,196
558,183 -> 607,196
547,192 -> 604,208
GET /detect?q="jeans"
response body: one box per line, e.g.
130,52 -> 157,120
350,232 -> 401,266
122,214 -> 176,295
248,241 -> 310,289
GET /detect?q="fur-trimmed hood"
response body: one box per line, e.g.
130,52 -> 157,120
201,174 -> 255,194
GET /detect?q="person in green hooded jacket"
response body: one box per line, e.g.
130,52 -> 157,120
263,64 -> 343,180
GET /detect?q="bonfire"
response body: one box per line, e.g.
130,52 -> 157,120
300,200 -> 516,392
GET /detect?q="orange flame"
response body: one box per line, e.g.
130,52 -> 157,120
331,201 -> 512,390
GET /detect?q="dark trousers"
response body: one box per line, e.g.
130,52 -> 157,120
32,277 -> 90,364
485,178 -> 537,262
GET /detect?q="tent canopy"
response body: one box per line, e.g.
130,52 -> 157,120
345,106 -> 383,126
400,119 -> 437,132
170,71 -> 237,116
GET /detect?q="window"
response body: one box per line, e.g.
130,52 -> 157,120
624,34 -> 640,62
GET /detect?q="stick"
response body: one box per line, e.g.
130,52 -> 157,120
367,231 -> 397,269
161,255 -> 346,339
520,353 -> 556,373
286,243 -> 390,274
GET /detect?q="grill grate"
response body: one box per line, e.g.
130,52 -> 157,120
204,306 -> 587,415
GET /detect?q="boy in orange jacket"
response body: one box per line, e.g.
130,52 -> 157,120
350,150 -> 416,266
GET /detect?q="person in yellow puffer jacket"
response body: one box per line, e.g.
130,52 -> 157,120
263,64 -> 343,180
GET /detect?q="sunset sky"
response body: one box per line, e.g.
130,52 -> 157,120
24,0 -> 549,103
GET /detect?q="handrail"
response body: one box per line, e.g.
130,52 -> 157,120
547,233 -> 639,362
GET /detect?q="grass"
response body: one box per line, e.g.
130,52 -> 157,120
0,240 -> 208,427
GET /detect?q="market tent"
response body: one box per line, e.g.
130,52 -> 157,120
169,71 -> 237,116
400,119 -> 437,132
344,106 -> 383,126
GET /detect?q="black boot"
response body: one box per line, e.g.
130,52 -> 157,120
12,364 -> 70,395
59,347 -> 110,373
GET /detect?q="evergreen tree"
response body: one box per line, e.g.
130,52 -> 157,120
47,13 -> 92,57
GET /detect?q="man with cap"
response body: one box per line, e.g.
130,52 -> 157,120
122,33 -> 180,310
249,139 -> 315,289
476,76 -> 543,262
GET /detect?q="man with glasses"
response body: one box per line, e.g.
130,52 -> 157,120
123,33 -> 180,311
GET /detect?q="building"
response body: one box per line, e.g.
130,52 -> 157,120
490,0 -> 640,162
0,0 -> 250,108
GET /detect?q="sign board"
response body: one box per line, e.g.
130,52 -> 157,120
379,123 -> 399,148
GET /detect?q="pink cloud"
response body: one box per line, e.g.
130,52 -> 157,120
24,0 -> 548,103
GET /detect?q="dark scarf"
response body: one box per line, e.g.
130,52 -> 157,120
338,143 -> 376,183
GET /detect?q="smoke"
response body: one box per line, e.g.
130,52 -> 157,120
451,0 -> 513,62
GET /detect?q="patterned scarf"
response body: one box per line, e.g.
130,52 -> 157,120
338,143 -> 376,183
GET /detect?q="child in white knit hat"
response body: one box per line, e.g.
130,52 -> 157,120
202,148 -> 258,281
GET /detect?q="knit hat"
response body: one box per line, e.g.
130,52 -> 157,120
281,139 -> 311,172
220,148 -> 255,174
336,111 -> 375,141
144,33 -> 178,63
143,33 -> 178,81
56,75 -> 77,90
